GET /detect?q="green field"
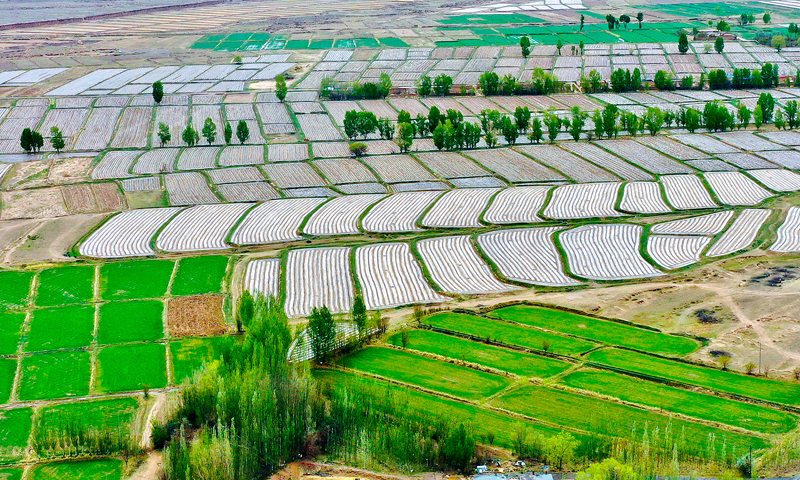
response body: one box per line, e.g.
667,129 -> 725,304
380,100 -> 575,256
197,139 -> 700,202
0,359 -> 14,404
0,313 -> 25,356
171,256 -> 228,296
96,343 -> 166,393
0,469 -> 22,480
0,271 -> 32,312
492,385 -> 767,453
36,266 -> 95,307
170,337 -> 229,383
30,459 -> 122,480
0,408 -> 33,463
491,305 -> 700,356
98,301 -> 164,345
425,312 -> 596,355
562,369 -> 798,435
339,347 -> 512,401
588,349 -> 800,406
99,260 -> 174,300
26,305 -> 94,352
35,397 -> 139,443
19,351 -> 91,401
387,329 -> 571,378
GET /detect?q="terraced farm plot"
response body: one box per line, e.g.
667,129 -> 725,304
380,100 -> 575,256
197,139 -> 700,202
73,107 -> 123,151
748,169 -> 800,191
464,149 -> 566,183
243,258 -> 280,298
647,235 -> 710,270
588,348 -> 800,407
714,131 -> 786,151
562,369 -> 797,434
0,271 -> 33,312
218,182 -> 280,202
413,151 -> 491,178
219,145 -> 265,166
98,300 -> 163,345
256,103 -> 293,124
661,174 -> 718,210
619,182 -> 671,214
156,203 -> 252,252
207,167 -> 264,184
482,186 -> 549,224
231,198 -> 326,245
164,172 -> 220,205
635,135 -> 710,160
340,347 -> 511,401
671,134 -> 740,155
388,330 -> 570,377
19,351 -> 91,401
704,171 -> 773,206
110,107 -> 152,148
561,224 -> 663,280
171,256 -> 229,296
177,147 -> 219,170
152,105 -> 188,147
262,162 -> 326,188
297,114 -> 343,141
79,207 -> 182,258
543,183 -> 622,219
719,153 -> 776,169
0,408 -> 32,463
312,157 -> 379,184
268,143 -> 309,162
361,191 -> 442,233
361,155 -> 436,183
426,312 -> 594,355
516,145 -> 620,182
595,139 -> 694,174
92,150 -> 141,180
191,105 -> 224,146
36,266 -> 95,307
99,259 -> 174,300
759,130 -> 800,145
132,148 -> 178,175
303,194 -> 384,236
40,108 -> 89,139
0,358 -> 17,403
97,343 -> 167,393
706,209 -> 770,257
355,243 -> 448,310
770,207 -> 800,252
421,188 -> 498,228
170,337 -> 230,382
26,305 -> 94,352
285,247 -> 354,317
651,211 -> 734,235
0,313 -> 25,356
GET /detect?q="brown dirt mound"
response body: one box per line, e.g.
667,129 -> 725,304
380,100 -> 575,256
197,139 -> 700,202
167,294 -> 226,337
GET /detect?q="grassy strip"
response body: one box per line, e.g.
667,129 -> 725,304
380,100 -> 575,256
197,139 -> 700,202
338,346 -> 512,401
587,348 -> 800,407
491,305 -> 699,356
425,312 -> 596,355
561,369 -> 797,435
387,329 -> 571,378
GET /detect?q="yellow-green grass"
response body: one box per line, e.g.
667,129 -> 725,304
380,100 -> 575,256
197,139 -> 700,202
98,301 -> 164,345
587,348 -> 800,407
35,266 -> 95,307
25,305 -> 94,352
425,312 -> 595,355
99,260 -> 174,301
561,369 -> 798,434
19,351 -> 91,401
170,336 -> 230,383
0,468 -> 22,480
171,256 -> 229,296
491,305 -> 700,356
35,397 -> 139,443
315,369 -> 563,447
492,385 -> 768,454
0,271 -> 33,312
339,347 -> 512,401
388,329 -> 571,378
0,313 -> 25,356
30,459 -> 122,480
96,343 -> 167,393
0,359 -> 14,404
0,408 -> 32,464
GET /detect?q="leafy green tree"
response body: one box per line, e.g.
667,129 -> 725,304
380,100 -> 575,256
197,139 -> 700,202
479,72 -> 500,96
182,124 -> 199,147
556,39 -> 563,55
31,131 -> 43,153
428,105 -> 443,132
764,12 -> 771,23
775,108 -> 787,129
685,108 -> 702,133
754,105 -> 764,129
529,117 -> 543,144
578,458 -> 639,480
344,110 -> 359,140
714,36 -> 725,54
413,114 -> 429,137
446,108 -> 463,130
758,92 -> 776,122
417,75 -> 432,96
606,14 -> 616,30
152,81 -> 164,104
236,120 -> 249,144
223,123 -> 233,144
602,104 -> 619,138
352,294 -> 367,334
740,13 -> 749,25
157,122 -> 171,147
544,112 -> 561,143
349,142 -> 368,157
500,117 -> 519,146
748,13 -> 755,23
592,109 -> 604,139
520,36 -> 531,58
514,106 -> 531,133
664,111 -> 675,127
395,122 -> 414,153
544,432 -> 579,470
439,424 -> 476,473
619,14 -> 630,29
20,128 -> 32,153
580,14 -> 585,31
236,290 -> 254,332
737,103 -> 752,129
643,106 -> 664,135
786,100 -> 798,128
501,74 -> 517,95
433,74 -> 453,96
568,106 -> 586,141
624,112 -> 639,137
308,306 -> 336,364
202,117 -> 217,144
464,122 -> 481,149
654,70 -> 675,90
773,35 -> 787,52
275,75 -> 288,102
680,75 -> 694,89
636,12 -> 643,28
49,127 -> 65,153
716,20 -> 730,32
397,110 -> 412,125
678,32 -> 689,54
377,117 -> 394,140
433,121 -> 446,150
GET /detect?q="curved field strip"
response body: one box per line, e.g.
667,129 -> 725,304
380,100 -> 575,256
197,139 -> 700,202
207,167 -> 264,184
651,211 -> 734,235
164,172 -> 220,205
561,224 -> 663,280
110,106 -> 152,149
79,207 -> 182,258
516,145 -> 620,182
361,154 -> 437,183
647,235 -> 711,269
595,139 -> 694,174
268,143 -> 309,163
661,174 -> 718,210
770,207 -> 800,252
421,188 -> 498,228
132,148 -> 179,175
672,133 -> 739,154
483,186 -> 549,224
285,247 -> 354,317
355,242 -> 449,310
415,151 -> 492,178
262,162 -> 326,188
92,150 -> 141,180
217,182 -> 280,202
561,142 -> 654,181
477,227 -> 578,286
73,107 -> 122,151
463,149 -> 567,183
312,157 -> 379,184
121,177 -> 160,192
714,131 -> 786,152
635,135 -> 710,160
704,171 -> 773,206
177,147 -> 220,170
244,258 -> 281,298
747,169 -> 800,192
542,183 -> 622,219
362,191 -> 442,233
303,194 -> 385,236
706,209 -> 770,257
231,197 -> 326,245
619,182 -> 671,214
753,150 -> 800,169
417,235 -> 519,295
155,203 -> 253,252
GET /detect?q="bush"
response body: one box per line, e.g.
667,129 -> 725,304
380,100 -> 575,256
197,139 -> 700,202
349,142 -> 368,157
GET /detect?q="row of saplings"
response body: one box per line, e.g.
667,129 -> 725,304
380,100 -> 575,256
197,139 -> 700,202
342,92 -> 793,156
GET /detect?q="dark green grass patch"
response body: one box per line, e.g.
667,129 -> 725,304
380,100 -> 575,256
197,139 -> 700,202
26,305 -> 94,352
35,397 -> 139,443
30,459 -> 122,480
0,408 -> 33,464
99,260 -> 174,300
98,301 -> 163,345
0,468 -> 23,480
492,384 -> 766,455
0,358 -> 14,404
36,266 -> 95,307
0,271 -> 33,312
285,39 -> 309,50
170,336 -> 230,383
562,369 -> 797,435
378,37 -> 409,47
339,347 -> 511,401
309,39 -> 334,49
171,256 -> 228,296
387,330 -> 570,378
19,351 -> 91,401
491,305 -> 699,356
425,312 -> 596,355
334,39 -> 356,49
0,313 -> 25,356
354,38 -> 381,48
587,348 -> 800,407
97,343 -> 166,393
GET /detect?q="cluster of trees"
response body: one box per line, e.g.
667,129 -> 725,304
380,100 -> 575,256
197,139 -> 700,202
707,64 -> 781,90
156,119 -> 250,147
479,69 -> 562,96
343,110 -> 394,141
610,68 -> 643,93
418,74 -> 455,96
20,128 -> 45,153
604,12 -> 644,30
321,74 -> 392,100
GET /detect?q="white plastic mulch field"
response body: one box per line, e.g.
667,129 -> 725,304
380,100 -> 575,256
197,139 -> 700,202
651,211 -> 734,235
560,224 -> 664,280
619,182 -> 671,214
155,203 -> 253,252
464,148 -> 567,183
230,197 -> 326,245
303,194 -> 385,236
646,235 -> 710,269
285,247 -> 354,317
770,207 -> 800,252
164,172 -> 221,205
92,150 -> 141,179
706,209 -> 770,257
747,169 -> 800,192
244,258 -> 281,298
361,191 -> 442,233
543,183 -> 622,219
79,207 -> 182,258
661,174 -> 718,210
703,171 -> 773,206
482,186 -> 550,224
516,144 -> 620,183
421,188 -> 498,228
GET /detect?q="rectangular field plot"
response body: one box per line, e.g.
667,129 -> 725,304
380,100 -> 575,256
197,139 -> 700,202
414,151 -> 490,178
587,348 -> 800,407
79,207 -> 182,258
0,358 -> 14,404
303,194 -> 385,236
0,270 -> 33,312
635,135 -> 710,160
714,131 -> 786,152
704,171 -> 773,206
355,243 -> 448,310
516,145 -> 620,182
177,147 -> 220,170
706,209 -> 770,257
671,133 -> 739,154
661,174 -> 718,210
361,191 -> 442,233
231,198 -> 326,245
156,203 -> 252,252
219,145 -> 265,166
543,183 -> 622,219
132,148 -> 179,175
619,182 -> 671,214
482,186 -> 549,224
244,258 -> 280,298
268,143 -> 309,162
218,182 -> 280,202
73,107 -> 122,151
100,259 -> 174,300
561,224 -> 663,280
170,337 -> 230,383
110,107 -> 152,148
97,343 -> 167,393
748,169 -> 800,192
36,266 -> 95,307
26,305 -> 94,352
361,154 -> 437,183
421,188 -> 498,228
492,305 -> 699,356
296,114 -> 343,141
171,256 -> 229,296
595,139 -> 695,174
19,351 -> 90,401
262,162 -> 326,188
426,312 -> 594,355
463,149 -> 567,183
164,172 -> 221,205
31,460 -> 121,480
151,105 -> 189,147
755,150 -> 800,169
285,247 -> 354,317
0,407 -> 33,463
98,300 -> 164,345
92,150 -> 141,180
647,235 -> 710,270
312,157 -> 379,184
651,211 -> 734,235
0,313 -> 25,356
340,347 -> 511,401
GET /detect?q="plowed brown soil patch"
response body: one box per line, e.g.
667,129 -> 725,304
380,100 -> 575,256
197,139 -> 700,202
167,294 -> 226,337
